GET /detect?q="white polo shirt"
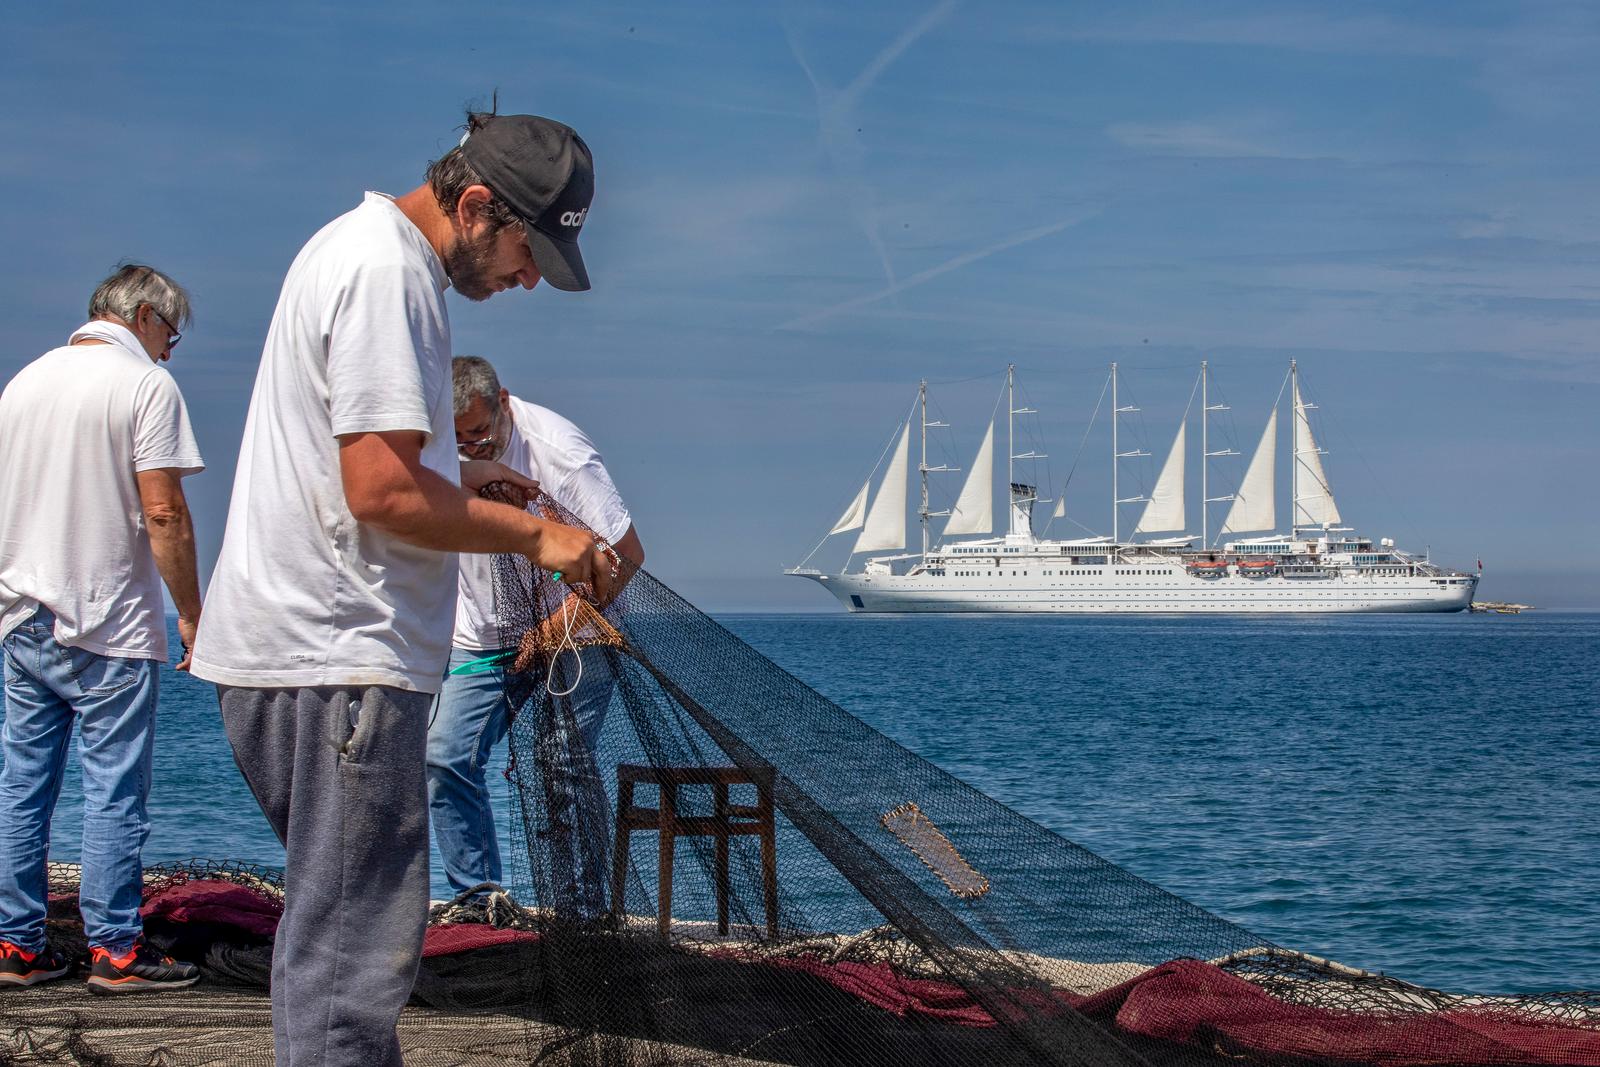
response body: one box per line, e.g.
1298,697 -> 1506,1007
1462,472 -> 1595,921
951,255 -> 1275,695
453,396 -> 632,651
0,321 -> 204,659
190,192 -> 460,693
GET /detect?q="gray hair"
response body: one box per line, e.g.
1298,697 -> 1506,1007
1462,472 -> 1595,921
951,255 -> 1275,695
87,263 -> 193,330
453,355 -> 502,416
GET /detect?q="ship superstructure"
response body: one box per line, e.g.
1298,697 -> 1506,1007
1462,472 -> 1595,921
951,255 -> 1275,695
788,363 -> 1477,614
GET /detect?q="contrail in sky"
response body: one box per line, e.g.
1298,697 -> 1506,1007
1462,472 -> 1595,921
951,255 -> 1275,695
839,0 -> 961,106
776,210 -> 1101,331
783,0 -> 962,294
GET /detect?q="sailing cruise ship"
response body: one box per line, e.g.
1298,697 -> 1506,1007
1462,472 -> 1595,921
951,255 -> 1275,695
788,362 -> 1478,613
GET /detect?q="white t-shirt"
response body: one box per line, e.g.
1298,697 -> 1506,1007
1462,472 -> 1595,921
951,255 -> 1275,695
453,396 -> 632,651
190,192 -> 460,692
0,321 -> 204,659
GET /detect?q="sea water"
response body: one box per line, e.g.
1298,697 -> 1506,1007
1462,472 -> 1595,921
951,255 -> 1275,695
12,611 -> 1597,995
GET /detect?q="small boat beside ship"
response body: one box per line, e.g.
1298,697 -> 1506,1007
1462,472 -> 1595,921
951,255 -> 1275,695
788,362 -> 1478,614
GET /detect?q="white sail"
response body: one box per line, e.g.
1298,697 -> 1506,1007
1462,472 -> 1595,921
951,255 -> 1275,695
942,422 -> 994,536
1134,422 -> 1186,534
854,421 -> 910,553
1051,497 -> 1065,519
1293,382 -> 1341,528
1221,409 -> 1276,534
828,478 -> 871,535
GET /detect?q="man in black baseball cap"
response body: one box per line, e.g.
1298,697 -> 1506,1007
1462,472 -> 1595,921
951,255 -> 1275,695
458,113 -> 594,292
394,109 -> 596,300
194,107 -> 611,1066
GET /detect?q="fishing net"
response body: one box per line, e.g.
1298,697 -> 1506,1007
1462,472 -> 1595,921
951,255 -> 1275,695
3,490 -> 1598,1065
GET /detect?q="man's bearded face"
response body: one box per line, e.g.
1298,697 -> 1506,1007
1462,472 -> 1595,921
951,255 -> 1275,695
443,226 -> 509,303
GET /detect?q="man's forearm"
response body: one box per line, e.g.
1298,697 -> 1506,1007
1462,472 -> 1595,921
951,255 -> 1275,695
338,429 -> 615,599
148,510 -> 202,619
357,463 -> 569,556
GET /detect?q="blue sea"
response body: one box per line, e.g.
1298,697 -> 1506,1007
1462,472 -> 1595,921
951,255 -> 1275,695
12,611 -> 1597,996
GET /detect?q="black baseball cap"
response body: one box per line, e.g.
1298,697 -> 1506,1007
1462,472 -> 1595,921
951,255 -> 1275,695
460,114 -> 594,292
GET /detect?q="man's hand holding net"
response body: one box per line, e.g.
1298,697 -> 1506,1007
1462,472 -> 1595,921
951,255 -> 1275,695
477,481 -> 626,616
529,521 -> 619,606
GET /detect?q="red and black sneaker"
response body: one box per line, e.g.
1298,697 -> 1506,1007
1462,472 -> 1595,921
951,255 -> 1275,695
86,941 -> 199,995
0,940 -> 70,988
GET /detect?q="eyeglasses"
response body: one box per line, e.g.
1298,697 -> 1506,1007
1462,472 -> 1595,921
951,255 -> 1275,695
149,307 -> 182,350
457,405 -> 507,457
458,430 -> 501,454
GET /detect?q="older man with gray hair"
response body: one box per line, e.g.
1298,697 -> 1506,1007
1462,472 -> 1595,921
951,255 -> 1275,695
432,355 -> 642,919
0,264 -> 204,993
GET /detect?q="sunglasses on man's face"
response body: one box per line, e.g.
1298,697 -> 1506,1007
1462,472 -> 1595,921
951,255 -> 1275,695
150,308 -> 181,349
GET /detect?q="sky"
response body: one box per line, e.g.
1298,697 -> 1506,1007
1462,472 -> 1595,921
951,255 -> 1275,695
3,1 -> 1597,611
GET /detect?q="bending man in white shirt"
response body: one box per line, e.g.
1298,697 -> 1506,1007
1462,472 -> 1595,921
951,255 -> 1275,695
433,355 -> 643,920
189,112 -> 617,1066
0,265 -> 204,994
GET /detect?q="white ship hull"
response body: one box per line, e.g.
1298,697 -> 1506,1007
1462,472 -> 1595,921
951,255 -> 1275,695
797,569 -> 1477,614
790,363 -> 1480,617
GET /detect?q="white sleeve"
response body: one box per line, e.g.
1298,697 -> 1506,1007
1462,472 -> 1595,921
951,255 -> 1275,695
552,454 -> 633,544
327,262 -> 438,439
131,370 -> 204,475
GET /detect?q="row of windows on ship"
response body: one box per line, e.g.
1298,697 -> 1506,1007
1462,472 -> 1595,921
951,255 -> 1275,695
1227,542 -> 1371,555
937,545 -> 1376,559
942,568 -> 1182,577
928,567 -> 1417,578
928,559 -> 1113,566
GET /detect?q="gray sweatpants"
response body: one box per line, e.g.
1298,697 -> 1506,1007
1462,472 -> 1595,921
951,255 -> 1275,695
219,684 -> 431,1067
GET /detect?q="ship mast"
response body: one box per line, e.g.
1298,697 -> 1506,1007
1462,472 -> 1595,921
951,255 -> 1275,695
1003,364 -> 1044,540
1201,360 -> 1237,547
1007,366 -> 1014,498
1201,362 -> 1208,546
1290,359 -> 1299,539
918,379 -> 951,558
1111,362 -> 1148,543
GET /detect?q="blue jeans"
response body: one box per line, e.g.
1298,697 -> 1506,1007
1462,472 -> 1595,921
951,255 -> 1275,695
426,645 -> 613,917
0,606 -> 158,953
